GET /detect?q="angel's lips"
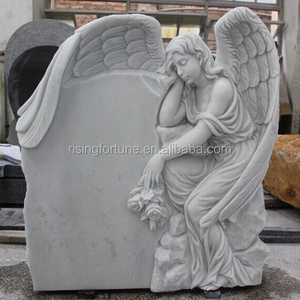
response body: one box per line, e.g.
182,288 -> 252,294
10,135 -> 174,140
181,76 -> 189,82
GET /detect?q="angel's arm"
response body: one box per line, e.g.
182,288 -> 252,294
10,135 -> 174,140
159,77 -> 186,127
144,77 -> 233,188
159,77 -> 233,161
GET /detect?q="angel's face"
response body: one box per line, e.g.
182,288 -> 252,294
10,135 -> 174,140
172,52 -> 201,85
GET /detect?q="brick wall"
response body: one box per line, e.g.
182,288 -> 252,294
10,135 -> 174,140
54,1 -> 127,27
53,1 -> 272,51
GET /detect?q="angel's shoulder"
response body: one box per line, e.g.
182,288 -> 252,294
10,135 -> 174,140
211,77 -> 234,103
206,77 -> 234,117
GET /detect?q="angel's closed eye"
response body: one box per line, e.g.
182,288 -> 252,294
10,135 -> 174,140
179,60 -> 187,66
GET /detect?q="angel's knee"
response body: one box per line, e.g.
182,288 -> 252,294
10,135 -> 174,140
184,196 -> 206,226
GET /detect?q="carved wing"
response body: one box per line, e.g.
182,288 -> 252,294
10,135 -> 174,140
17,15 -> 164,148
214,7 -> 279,126
200,7 -> 280,227
65,15 -> 164,81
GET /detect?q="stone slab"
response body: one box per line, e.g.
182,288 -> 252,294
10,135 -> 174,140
21,70 -> 166,291
4,19 -> 75,81
0,178 -> 26,207
4,19 -> 75,120
0,208 -> 24,230
0,165 -> 24,178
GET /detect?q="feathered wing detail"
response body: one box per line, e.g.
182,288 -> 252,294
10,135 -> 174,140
66,15 -> 164,81
201,7 -> 279,227
214,7 -> 279,125
16,15 -> 164,148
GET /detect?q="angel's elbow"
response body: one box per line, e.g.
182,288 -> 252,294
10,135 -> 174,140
159,118 -> 173,127
158,114 -> 174,127
158,112 -> 170,127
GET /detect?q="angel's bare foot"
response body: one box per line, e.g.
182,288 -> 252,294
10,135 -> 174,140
203,289 -> 221,299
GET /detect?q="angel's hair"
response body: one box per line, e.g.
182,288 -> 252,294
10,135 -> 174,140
163,32 -> 228,96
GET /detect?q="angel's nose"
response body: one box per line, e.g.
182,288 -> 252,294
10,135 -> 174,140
177,68 -> 183,76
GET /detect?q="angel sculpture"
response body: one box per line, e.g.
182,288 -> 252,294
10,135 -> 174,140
129,7 -> 279,297
16,6 -> 278,296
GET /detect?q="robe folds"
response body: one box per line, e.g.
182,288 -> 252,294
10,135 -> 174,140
161,81 -> 269,290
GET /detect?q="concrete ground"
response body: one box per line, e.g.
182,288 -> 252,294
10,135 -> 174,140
0,207 -> 299,300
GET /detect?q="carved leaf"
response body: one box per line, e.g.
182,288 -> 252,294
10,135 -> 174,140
140,209 -> 148,221
150,220 -> 157,231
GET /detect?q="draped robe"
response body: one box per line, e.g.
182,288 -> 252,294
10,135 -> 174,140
161,80 -> 269,290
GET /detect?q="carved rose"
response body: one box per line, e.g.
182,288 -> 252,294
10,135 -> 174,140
127,180 -> 168,231
145,202 -> 168,221
127,194 -> 144,212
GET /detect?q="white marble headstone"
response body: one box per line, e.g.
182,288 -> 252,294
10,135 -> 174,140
18,15 -> 168,291
17,9 -> 279,295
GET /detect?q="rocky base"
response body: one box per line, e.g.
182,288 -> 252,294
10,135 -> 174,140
151,213 -> 191,292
